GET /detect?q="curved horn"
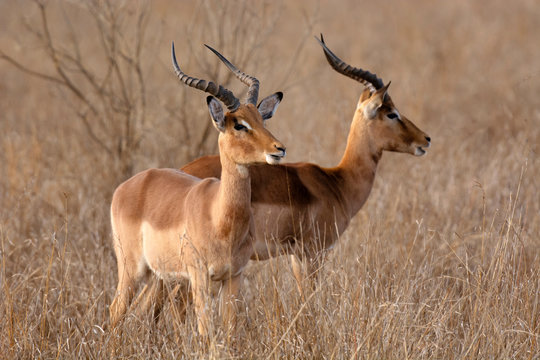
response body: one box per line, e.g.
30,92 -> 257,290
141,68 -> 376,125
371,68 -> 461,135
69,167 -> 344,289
172,42 -> 240,111
204,44 -> 260,105
315,34 -> 384,92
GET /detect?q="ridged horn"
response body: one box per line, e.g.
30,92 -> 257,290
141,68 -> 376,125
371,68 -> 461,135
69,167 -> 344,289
315,34 -> 384,93
172,42 -> 240,112
204,44 -> 260,105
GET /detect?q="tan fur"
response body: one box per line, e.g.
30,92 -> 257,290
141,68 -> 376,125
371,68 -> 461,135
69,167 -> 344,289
181,87 -> 430,291
109,103 -> 285,335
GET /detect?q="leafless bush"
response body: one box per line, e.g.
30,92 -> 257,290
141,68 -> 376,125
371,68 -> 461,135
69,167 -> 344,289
0,0 -> 287,179
1,0 -> 154,178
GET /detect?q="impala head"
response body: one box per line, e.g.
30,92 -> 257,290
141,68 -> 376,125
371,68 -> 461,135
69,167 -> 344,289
172,43 -> 286,167
316,34 -> 431,156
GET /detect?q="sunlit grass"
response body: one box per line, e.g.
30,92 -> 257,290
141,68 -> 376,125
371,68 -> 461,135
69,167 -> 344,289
0,0 -> 538,358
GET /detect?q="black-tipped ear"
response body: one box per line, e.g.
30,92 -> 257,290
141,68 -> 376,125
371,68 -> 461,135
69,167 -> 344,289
376,81 -> 391,104
257,92 -> 283,121
380,81 -> 391,96
207,96 -> 226,132
363,82 -> 391,119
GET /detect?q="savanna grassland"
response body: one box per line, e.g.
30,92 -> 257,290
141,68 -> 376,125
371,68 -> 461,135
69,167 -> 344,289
0,0 -> 538,358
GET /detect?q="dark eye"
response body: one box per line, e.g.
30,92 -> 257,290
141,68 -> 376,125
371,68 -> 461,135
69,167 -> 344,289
387,112 -> 399,120
234,123 -> 247,131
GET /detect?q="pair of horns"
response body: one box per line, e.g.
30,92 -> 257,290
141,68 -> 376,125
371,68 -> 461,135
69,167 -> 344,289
172,34 -> 384,109
172,43 -> 259,112
316,34 -> 385,93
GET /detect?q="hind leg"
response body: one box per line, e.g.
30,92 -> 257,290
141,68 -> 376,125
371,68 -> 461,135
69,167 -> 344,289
290,252 -> 325,300
134,276 -> 192,326
110,269 -> 142,327
110,241 -> 146,327
168,281 -> 191,322
134,277 -> 166,324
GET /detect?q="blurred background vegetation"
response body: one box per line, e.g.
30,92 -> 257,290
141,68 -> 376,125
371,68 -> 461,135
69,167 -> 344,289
0,0 -> 538,358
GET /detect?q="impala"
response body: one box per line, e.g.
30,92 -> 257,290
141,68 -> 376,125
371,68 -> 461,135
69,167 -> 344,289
109,42 -> 286,335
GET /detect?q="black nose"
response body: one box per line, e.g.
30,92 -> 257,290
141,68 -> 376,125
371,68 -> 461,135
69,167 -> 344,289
425,136 -> 431,142
276,146 -> 286,153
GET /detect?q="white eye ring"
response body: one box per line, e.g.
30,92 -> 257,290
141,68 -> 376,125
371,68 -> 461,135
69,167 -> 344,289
240,120 -> 252,130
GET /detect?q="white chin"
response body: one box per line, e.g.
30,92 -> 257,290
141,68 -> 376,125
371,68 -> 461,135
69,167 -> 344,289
415,147 -> 426,156
265,154 -> 282,164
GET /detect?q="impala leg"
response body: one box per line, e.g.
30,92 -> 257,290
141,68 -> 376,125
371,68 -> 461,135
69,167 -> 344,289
110,225 -> 147,328
290,254 -> 308,298
136,278 -> 191,325
290,254 -> 303,291
151,279 -> 166,322
290,254 -> 324,298
220,274 -> 242,332
134,277 -> 166,324
306,256 -> 323,289
168,282 -> 191,323
110,269 -> 140,328
131,282 -> 149,310
188,267 -> 210,336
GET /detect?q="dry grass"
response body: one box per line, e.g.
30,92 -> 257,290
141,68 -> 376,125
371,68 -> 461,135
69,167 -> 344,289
1,0 -> 539,358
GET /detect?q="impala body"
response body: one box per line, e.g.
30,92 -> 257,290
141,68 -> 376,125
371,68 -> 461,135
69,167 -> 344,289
109,43 -> 285,335
181,35 -> 431,286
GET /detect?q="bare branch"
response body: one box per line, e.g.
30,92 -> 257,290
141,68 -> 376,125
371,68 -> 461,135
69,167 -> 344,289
37,2 -> 100,117
77,110 -> 114,157
276,5 -> 320,89
0,51 -> 64,85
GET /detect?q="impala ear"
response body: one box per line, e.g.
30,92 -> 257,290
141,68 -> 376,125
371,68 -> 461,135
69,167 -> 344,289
207,96 -> 226,132
363,82 -> 391,119
257,92 -> 283,121
359,88 -> 371,104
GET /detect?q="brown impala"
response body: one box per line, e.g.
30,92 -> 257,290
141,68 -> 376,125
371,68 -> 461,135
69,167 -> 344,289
109,43 -> 285,335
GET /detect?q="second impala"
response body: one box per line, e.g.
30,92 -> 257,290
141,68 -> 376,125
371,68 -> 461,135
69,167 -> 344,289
181,35 -> 431,289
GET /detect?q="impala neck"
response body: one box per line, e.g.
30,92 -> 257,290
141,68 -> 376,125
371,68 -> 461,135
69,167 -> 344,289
216,152 -> 252,225
335,110 -> 381,216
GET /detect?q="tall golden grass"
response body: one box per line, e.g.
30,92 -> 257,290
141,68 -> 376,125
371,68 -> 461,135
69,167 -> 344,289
0,0 -> 538,358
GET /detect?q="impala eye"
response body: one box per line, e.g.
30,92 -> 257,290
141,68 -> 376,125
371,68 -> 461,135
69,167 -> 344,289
234,123 -> 247,131
387,112 -> 399,120
233,119 -> 252,132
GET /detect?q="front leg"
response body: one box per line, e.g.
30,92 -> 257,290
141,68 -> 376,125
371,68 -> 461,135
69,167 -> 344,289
188,266 -> 210,336
220,274 -> 242,332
